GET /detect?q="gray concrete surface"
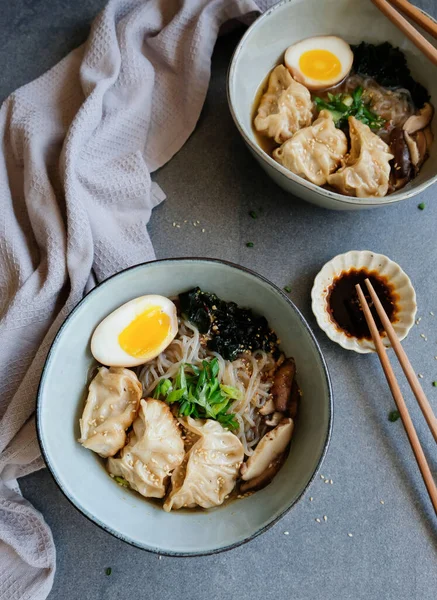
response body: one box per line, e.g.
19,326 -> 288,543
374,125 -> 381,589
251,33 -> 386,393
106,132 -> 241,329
2,1 -> 437,598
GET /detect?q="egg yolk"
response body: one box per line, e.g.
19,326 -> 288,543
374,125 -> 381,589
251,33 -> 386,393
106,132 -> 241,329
299,49 -> 342,82
118,307 -> 170,357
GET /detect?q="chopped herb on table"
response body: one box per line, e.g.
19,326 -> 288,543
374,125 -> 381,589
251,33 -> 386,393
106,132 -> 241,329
314,86 -> 386,131
105,568 -> 112,576
249,210 -> 258,219
153,358 -> 240,430
418,202 -> 425,210
433,381 -> 437,387
388,410 -> 400,422
284,286 -> 291,293
246,242 -> 254,247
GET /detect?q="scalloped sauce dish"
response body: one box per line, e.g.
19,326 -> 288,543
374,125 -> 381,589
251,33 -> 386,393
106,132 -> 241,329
326,268 -> 399,340
311,251 -> 417,353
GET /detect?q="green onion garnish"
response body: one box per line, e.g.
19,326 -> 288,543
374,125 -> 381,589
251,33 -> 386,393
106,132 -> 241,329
388,410 -> 400,422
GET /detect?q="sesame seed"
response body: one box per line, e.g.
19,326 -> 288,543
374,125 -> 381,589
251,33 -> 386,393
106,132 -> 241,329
430,311 -> 435,316
330,479 -> 333,484
283,531 -> 289,535
176,224 -> 180,228
416,317 -> 422,325
323,515 -> 327,521
310,497 -> 313,502
325,479 -> 329,484
316,518 -> 321,523
158,556 -> 162,560
380,500 -> 385,505
320,475 -> 325,479
348,533 -> 353,538
202,228 -> 205,233
418,373 -> 424,379
420,334 -> 427,341
172,222 -> 176,227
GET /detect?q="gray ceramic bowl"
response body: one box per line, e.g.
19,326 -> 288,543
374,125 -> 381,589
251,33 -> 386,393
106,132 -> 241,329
227,0 -> 437,210
37,259 -> 332,555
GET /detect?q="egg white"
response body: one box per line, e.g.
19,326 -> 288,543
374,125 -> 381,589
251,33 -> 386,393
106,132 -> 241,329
284,36 -> 353,91
91,295 -> 178,368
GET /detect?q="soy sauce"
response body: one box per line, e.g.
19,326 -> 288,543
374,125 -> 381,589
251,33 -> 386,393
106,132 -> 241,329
327,268 -> 398,340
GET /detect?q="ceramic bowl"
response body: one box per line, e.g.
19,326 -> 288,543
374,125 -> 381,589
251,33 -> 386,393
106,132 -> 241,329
311,250 -> 417,353
227,0 -> 437,210
37,258 -> 332,556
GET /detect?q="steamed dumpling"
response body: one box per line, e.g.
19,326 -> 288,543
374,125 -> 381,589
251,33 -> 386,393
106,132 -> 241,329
327,116 -> 394,197
254,65 -> 313,144
107,399 -> 185,498
163,418 -> 244,511
273,109 -> 347,185
79,367 -> 142,457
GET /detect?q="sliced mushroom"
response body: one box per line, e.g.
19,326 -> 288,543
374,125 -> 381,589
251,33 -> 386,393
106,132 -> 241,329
424,126 -> 434,148
403,103 -> 434,134
416,130 -> 428,165
240,452 -> 287,494
240,418 -> 294,481
288,379 -> 301,420
389,127 -> 411,180
404,131 -> 420,167
265,411 -> 283,427
271,358 -> 296,412
259,397 -> 276,416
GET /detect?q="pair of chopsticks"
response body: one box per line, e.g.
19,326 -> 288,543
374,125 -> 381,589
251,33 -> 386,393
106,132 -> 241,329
356,279 -> 437,514
371,0 -> 437,66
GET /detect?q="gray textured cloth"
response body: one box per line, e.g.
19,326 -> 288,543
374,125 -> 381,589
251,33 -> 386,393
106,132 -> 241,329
0,0 -> 273,597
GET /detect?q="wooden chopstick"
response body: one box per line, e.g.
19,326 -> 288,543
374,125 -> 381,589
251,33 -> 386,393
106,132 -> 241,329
388,0 -> 437,39
365,278 -> 437,444
355,283 -> 437,515
371,0 -> 437,67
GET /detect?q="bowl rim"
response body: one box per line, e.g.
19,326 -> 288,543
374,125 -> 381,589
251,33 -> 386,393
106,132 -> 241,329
36,257 -> 333,557
226,0 -> 437,207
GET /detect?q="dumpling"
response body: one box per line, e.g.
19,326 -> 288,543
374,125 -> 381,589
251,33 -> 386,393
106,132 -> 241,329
107,399 -> 185,498
163,418 -> 244,511
273,109 -> 347,185
79,367 -> 142,457
327,116 -> 394,197
254,65 -> 313,144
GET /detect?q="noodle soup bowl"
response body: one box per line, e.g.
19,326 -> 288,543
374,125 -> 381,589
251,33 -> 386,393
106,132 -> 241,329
37,258 -> 332,555
227,0 -> 437,210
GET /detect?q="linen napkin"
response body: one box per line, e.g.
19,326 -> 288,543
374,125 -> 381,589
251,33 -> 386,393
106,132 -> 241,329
0,0 -> 279,597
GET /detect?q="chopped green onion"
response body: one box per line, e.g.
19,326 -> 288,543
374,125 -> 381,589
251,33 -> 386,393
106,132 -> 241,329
249,210 -> 258,219
153,379 -> 172,399
106,568 -> 112,576
418,202 -> 425,210
388,410 -> 400,422
433,381 -> 437,387
246,242 -> 254,248
113,476 -> 129,488
156,358 -> 238,430
314,85 -> 385,130
284,286 -> 291,293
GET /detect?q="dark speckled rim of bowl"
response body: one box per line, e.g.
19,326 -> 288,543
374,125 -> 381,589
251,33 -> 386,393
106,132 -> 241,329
226,0 -> 437,208
36,257 -> 333,557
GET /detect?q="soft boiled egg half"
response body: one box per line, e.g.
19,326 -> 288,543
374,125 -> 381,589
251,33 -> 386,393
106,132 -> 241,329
285,36 -> 353,91
91,295 -> 178,367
